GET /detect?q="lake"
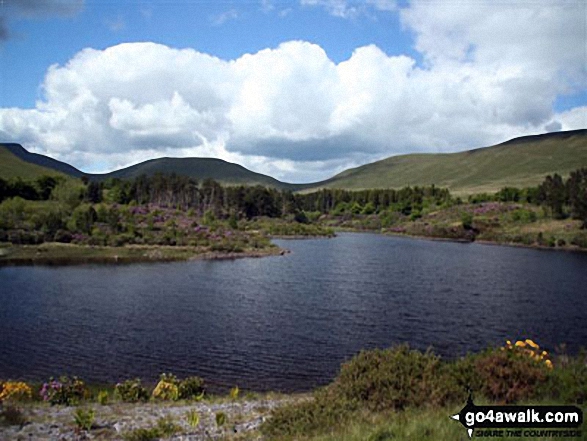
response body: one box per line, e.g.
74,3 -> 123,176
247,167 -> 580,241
1,233 -> 586,392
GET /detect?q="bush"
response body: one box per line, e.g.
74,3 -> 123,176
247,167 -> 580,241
0,381 -> 32,402
73,407 -> 95,431
539,352 -> 587,404
473,348 -> 548,403
178,376 -> 205,400
152,373 -> 179,401
115,379 -> 149,403
40,376 -> 88,406
97,390 -> 109,405
332,345 -> 461,411
261,388 -> 353,438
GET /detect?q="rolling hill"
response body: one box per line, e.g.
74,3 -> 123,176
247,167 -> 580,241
0,143 -> 84,178
88,157 -> 295,189
310,129 -> 587,194
1,129 -> 586,193
0,144 -> 69,180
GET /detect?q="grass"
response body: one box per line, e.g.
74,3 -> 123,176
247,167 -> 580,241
0,146 -> 66,180
313,130 -> 587,194
292,405 -> 587,441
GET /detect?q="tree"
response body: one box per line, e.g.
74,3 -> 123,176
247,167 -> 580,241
568,168 -> 587,228
539,174 -> 566,219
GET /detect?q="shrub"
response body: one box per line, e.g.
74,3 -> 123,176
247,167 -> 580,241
40,376 -> 87,406
332,345 -> 461,411
178,376 -> 205,400
215,411 -> 227,427
539,351 -> 587,404
115,379 -> 149,403
0,405 -> 27,427
73,407 -> 95,431
152,373 -> 179,401
261,388 -> 353,438
123,417 -> 180,441
186,410 -> 200,428
0,381 -> 32,402
97,390 -> 109,405
473,346 -> 548,403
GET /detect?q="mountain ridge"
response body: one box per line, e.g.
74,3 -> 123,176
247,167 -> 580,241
1,129 -> 586,193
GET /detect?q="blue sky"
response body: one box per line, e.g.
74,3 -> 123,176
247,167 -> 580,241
1,0 -> 416,108
0,0 -> 585,182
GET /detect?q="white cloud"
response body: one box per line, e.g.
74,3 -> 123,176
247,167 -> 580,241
211,9 -> 239,26
300,0 -> 396,18
0,1 -> 585,182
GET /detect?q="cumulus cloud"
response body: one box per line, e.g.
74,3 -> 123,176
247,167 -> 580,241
0,0 -> 585,182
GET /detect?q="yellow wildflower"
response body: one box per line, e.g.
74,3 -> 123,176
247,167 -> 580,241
525,339 -> 539,349
545,360 -> 553,369
515,341 -> 526,347
0,381 -> 32,402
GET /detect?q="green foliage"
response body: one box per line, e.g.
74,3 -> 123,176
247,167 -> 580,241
178,376 -> 205,400
461,211 -> 474,230
539,351 -> 587,403
73,407 -> 95,431
40,376 -> 88,406
333,345 -> 461,412
52,179 -> 84,209
230,385 -> 240,400
115,379 -> 149,403
97,390 -> 109,405
186,410 -> 200,428
123,417 -> 181,441
471,349 -> 548,403
215,411 -> 227,427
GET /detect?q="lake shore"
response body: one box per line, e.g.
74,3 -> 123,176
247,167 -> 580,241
0,242 -> 287,266
0,393 -> 309,441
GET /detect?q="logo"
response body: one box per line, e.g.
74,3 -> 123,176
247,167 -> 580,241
450,393 -> 583,438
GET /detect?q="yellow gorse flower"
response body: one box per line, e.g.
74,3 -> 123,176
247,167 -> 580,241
0,381 -> 32,402
503,339 -> 553,370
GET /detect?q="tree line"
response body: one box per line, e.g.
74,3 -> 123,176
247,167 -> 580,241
0,168 -> 586,227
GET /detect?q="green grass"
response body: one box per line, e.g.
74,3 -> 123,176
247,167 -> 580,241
313,130 -> 587,194
0,146 -> 66,180
93,157 -> 297,190
296,405 -> 587,441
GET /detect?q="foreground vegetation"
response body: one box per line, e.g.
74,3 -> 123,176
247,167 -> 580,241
1,340 -> 585,440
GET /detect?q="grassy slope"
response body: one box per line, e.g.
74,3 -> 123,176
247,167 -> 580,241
314,130 -> 587,194
90,157 -> 296,190
0,145 -> 66,180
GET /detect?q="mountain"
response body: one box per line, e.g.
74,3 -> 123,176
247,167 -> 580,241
309,129 -> 587,194
0,143 -> 84,178
0,144 -> 70,180
88,157 -> 295,189
2,129 -> 586,193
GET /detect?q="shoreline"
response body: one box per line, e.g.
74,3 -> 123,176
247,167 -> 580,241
0,243 -> 288,267
381,230 -> 587,253
2,227 -> 586,268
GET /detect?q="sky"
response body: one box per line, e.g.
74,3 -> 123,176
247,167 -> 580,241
0,0 -> 585,182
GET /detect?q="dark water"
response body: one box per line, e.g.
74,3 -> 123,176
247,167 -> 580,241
1,233 -> 586,392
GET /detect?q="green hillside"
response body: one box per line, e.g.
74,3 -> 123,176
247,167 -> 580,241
90,157 -> 296,189
312,129 -> 587,194
0,144 -> 67,180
